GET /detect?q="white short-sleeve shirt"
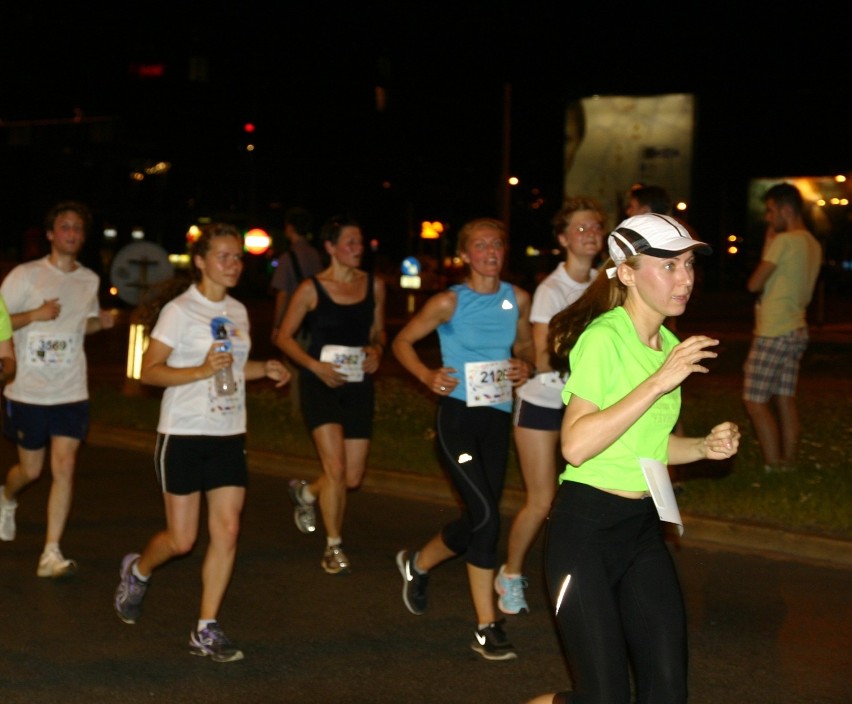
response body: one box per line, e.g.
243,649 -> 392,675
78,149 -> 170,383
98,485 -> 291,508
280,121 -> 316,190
152,284 -> 252,436
1,256 -> 100,405
515,263 -> 597,409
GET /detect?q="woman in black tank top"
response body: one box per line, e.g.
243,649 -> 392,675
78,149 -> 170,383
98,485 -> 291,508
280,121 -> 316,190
274,215 -> 386,575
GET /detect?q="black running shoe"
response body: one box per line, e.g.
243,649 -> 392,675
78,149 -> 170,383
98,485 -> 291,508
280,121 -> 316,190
471,619 -> 517,661
396,549 -> 428,615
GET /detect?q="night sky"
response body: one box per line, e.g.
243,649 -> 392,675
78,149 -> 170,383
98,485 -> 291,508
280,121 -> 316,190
2,2 -> 850,266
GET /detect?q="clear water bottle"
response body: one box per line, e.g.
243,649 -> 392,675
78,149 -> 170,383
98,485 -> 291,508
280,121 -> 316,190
214,338 -> 236,397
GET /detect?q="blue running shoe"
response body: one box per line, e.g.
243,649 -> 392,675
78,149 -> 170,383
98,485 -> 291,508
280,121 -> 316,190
189,622 -> 244,663
494,564 -> 529,615
114,553 -> 148,624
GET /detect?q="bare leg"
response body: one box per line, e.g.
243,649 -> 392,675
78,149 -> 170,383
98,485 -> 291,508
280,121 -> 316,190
137,491 -> 202,577
774,395 -> 800,464
413,532 -> 456,572
524,696 -> 562,704
46,436 -> 80,546
5,446 -> 46,499
343,438 -> 370,490
506,425 -> 558,575
744,399 -> 781,466
199,486 -> 245,620
311,424 -> 347,540
468,563 -> 497,625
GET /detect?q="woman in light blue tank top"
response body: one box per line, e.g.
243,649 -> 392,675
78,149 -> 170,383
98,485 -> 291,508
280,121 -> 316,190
392,218 -> 535,660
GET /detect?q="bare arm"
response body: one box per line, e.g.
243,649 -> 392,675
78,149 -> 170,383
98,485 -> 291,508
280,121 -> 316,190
392,291 -> 459,394
10,298 -> 61,330
275,278 -> 346,388
270,289 -> 289,343
139,338 -> 229,388
668,422 -> 740,464
507,285 -> 535,385
275,279 -> 318,369
86,309 -> 116,334
747,226 -> 778,293
0,338 -> 15,384
531,321 -> 552,373
747,260 -> 777,294
362,276 -> 387,375
561,335 -> 720,466
244,358 -> 291,387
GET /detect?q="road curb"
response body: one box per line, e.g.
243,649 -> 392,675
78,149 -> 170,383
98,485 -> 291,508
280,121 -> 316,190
87,423 -> 852,570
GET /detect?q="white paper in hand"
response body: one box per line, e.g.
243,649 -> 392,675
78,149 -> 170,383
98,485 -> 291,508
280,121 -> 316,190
320,345 -> 365,382
639,458 -> 684,536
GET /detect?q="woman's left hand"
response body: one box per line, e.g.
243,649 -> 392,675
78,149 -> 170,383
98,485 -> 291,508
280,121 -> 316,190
265,359 -> 291,387
363,344 -> 383,375
702,421 -> 740,460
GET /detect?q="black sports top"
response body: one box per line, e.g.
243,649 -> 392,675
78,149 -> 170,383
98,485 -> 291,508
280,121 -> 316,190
304,273 -> 375,377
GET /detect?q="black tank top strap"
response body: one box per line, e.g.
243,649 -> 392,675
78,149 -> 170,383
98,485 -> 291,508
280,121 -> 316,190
310,275 -> 330,303
305,271 -> 376,366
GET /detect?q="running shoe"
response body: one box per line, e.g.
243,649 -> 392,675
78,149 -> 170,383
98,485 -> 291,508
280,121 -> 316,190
114,552 -> 149,624
0,487 -> 17,542
287,479 -> 317,534
494,564 -> 529,615
189,622 -> 244,663
396,549 -> 428,615
36,547 -> 77,578
471,619 -> 517,661
322,544 -> 351,574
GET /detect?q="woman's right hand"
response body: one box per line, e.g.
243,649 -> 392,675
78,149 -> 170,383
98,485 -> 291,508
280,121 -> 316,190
33,298 -> 61,322
425,367 -> 458,396
313,360 -> 347,388
204,342 -> 233,379
654,335 -> 719,392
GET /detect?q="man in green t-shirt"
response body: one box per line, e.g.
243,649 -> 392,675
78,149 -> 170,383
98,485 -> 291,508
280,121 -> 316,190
744,182 -> 822,474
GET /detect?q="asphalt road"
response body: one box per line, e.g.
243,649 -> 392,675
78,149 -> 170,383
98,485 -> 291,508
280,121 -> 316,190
0,440 -> 849,704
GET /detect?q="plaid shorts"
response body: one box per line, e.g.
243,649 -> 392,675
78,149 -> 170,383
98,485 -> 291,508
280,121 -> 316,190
743,328 -> 809,403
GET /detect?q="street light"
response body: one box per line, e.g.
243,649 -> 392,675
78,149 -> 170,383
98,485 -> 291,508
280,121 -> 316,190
244,228 -> 271,255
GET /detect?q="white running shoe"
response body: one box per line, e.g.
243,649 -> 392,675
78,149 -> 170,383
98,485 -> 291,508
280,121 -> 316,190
37,547 -> 77,578
0,486 -> 17,542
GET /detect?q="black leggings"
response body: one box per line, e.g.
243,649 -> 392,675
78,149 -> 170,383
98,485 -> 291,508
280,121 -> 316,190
435,398 -> 510,569
543,481 -> 688,704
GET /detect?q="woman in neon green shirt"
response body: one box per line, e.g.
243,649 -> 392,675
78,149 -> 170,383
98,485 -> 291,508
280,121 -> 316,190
527,213 -> 741,704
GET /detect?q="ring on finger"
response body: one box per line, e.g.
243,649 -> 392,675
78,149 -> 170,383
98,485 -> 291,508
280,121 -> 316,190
439,386 -> 446,392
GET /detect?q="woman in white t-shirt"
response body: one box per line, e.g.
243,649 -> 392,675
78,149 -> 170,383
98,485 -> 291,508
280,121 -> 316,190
495,197 -> 605,616
113,223 -> 289,663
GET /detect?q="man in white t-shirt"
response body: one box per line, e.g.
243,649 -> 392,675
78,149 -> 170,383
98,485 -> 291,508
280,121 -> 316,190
0,201 -> 115,578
